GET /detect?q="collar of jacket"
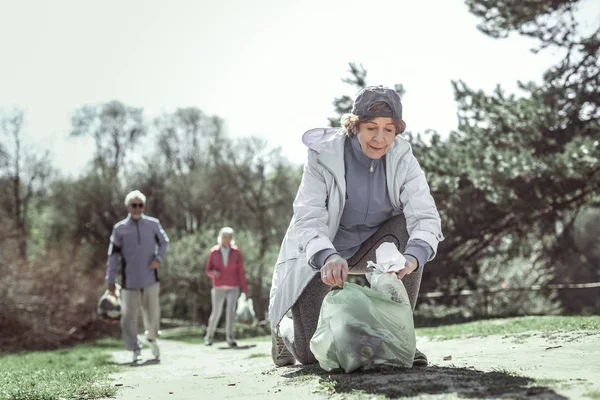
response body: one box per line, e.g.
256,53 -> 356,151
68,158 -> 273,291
302,127 -> 411,211
349,135 -> 384,171
126,214 -> 145,224
301,128 -> 403,174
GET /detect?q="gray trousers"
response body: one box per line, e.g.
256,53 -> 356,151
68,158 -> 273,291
205,287 -> 240,342
120,282 -> 161,352
284,214 -> 423,365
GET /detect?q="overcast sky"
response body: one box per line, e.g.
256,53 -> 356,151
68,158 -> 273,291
1,0 -> 596,176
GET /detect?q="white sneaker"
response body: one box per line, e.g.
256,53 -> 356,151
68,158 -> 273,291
133,349 -> 142,363
148,339 -> 160,359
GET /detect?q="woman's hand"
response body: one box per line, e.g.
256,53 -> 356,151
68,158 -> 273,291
320,254 -> 348,287
396,255 -> 418,280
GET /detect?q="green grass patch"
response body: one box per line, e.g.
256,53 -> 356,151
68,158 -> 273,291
0,338 -> 122,400
416,316 -> 600,340
585,390 -> 600,400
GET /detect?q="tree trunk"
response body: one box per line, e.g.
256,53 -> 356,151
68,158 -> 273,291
13,173 -> 26,259
17,220 -> 27,259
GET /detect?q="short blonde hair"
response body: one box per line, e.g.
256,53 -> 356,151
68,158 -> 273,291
341,101 -> 406,136
124,190 -> 146,206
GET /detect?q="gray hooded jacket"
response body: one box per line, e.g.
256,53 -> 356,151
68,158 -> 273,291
268,128 -> 444,331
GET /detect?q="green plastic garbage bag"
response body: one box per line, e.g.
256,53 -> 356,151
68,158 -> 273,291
309,277 -> 416,373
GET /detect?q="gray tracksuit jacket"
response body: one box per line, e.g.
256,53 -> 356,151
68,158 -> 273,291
105,215 -> 169,289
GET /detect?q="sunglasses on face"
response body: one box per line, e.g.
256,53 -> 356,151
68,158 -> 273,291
130,203 -> 144,209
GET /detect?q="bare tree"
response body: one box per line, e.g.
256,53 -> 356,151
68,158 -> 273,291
0,108 -> 51,259
153,108 -> 225,233
71,101 -> 146,178
155,107 -> 223,175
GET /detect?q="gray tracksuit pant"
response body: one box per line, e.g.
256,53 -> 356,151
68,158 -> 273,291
205,287 -> 240,342
121,282 -> 161,351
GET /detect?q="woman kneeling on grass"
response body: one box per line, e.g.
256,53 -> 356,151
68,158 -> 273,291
268,85 -> 444,368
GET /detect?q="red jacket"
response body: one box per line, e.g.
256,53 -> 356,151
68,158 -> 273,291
205,245 -> 248,294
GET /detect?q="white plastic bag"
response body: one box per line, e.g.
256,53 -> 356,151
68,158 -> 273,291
365,241 -> 406,283
236,293 -> 257,325
97,284 -> 122,324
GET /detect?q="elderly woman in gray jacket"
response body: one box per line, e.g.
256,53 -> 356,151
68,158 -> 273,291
269,86 -> 444,368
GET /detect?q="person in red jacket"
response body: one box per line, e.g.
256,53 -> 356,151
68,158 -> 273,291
204,227 -> 249,347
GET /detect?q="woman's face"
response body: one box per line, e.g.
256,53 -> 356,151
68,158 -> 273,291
221,234 -> 233,247
356,117 -> 396,159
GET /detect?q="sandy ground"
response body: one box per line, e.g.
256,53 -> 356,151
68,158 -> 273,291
102,330 -> 600,400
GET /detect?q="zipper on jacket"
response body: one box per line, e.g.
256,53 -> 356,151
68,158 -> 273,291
135,219 -> 141,244
365,162 -> 374,223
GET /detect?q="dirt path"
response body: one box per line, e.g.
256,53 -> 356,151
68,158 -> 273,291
103,331 -> 600,400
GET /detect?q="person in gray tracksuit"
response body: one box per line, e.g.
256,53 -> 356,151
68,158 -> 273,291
106,190 -> 169,363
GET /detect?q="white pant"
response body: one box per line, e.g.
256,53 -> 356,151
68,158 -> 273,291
120,282 -> 160,351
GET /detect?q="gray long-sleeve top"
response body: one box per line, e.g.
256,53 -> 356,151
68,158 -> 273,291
312,135 -> 433,269
105,214 -> 169,289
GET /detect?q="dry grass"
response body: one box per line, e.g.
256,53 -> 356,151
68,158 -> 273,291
0,248 -> 118,352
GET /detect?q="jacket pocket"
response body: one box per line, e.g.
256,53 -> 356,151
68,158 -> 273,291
275,256 -> 298,268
